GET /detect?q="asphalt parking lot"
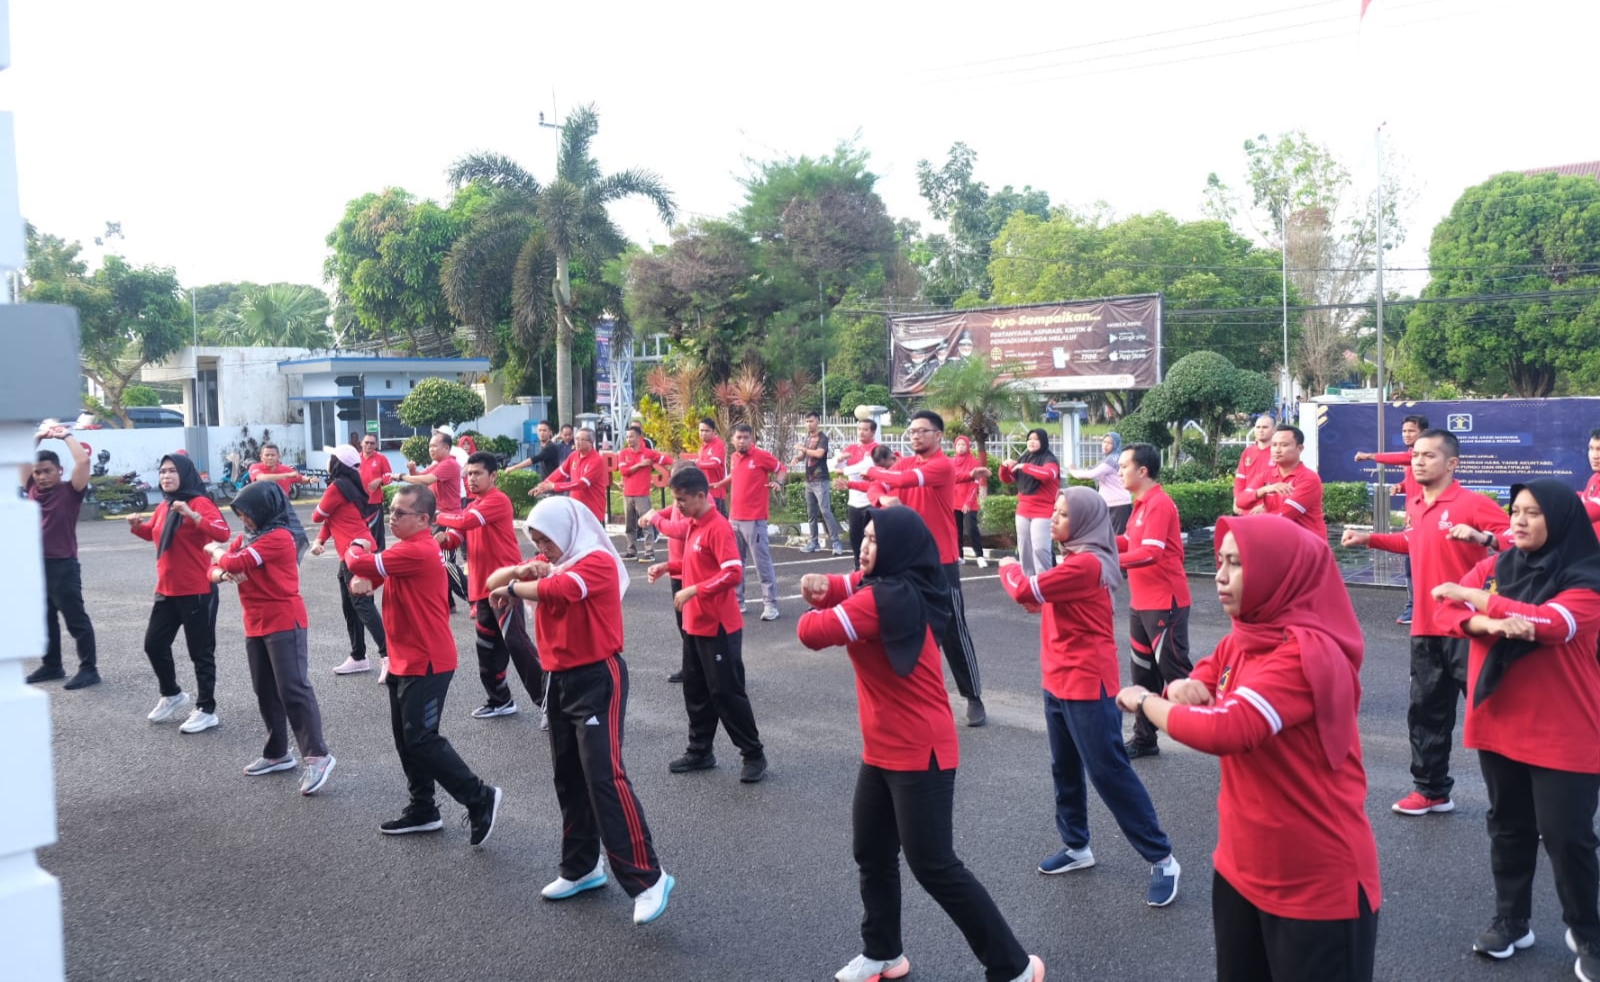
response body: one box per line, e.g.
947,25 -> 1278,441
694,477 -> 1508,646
35,509 -> 1578,981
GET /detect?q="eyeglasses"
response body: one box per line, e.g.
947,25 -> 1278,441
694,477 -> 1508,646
904,427 -> 938,436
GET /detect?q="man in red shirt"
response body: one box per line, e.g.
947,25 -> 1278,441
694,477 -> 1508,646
864,410 -> 985,727
695,418 -> 729,517
1580,427 -> 1600,536
345,485 -> 503,845
1116,442 -> 1194,759
312,445 -> 388,675
1235,425 -> 1326,540
247,442 -> 311,560
1354,413 -> 1428,624
1343,428 -> 1509,817
24,423 -> 98,689
720,423 -> 784,621
1231,414 -> 1276,516
438,451 -> 540,720
618,424 -> 668,562
359,434 -> 393,550
646,466 -> 768,783
537,427 -> 611,522
401,432 -> 466,612
832,418 -> 881,569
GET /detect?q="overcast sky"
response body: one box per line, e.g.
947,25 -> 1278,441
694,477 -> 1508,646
8,0 -> 1596,299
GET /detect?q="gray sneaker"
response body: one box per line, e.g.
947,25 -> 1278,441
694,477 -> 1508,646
300,754 -> 336,796
147,691 -> 191,722
244,755 -> 298,777
760,604 -> 780,622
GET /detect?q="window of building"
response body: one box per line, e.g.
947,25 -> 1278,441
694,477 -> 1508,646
307,400 -> 337,452
195,367 -> 220,426
369,397 -> 420,450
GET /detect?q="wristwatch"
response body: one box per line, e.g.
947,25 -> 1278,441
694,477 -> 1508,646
1138,691 -> 1153,709
507,577 -> 521,599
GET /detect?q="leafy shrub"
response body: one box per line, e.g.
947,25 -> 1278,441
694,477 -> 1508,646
123,384 -> 162,407
980,493 -> 1017,539
1163,459 -> 1216,485
495,469 -> 540,503
1216,443 -> 1244,479
397,377 -> 485,430
1323,482 -> 1373,524
1164,479 -> 1237,531
460,430 -> 517,457
400,434 -> 430,465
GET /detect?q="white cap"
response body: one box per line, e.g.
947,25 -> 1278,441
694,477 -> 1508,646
324,444 -> 361,469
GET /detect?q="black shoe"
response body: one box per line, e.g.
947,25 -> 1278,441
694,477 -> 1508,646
1473,916 -> 1534,959
63,668 -> 101,690
1125,741 -> 1160,759
669,752 -> 716,774
666,671 -> 684,684
739,755 -> 768,783
25,665 -> 65,684
965,698 -> 987,727
467,786 -> 503,847
379,810 -> 444,835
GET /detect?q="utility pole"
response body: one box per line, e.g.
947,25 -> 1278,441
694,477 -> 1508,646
1373,123 -> 1390,538
1280,203 -> 1290,411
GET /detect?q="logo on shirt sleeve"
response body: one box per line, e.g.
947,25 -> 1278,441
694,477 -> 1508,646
1217,664 -> 1234,694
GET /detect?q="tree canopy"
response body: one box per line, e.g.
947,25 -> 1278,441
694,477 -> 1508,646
1126,351 -> 1275,465
397,377 -> 485,430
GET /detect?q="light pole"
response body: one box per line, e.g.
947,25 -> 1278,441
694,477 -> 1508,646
1280,203 -> 1290,411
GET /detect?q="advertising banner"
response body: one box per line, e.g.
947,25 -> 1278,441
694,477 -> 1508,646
595,318 -> 614,407
888,295 -> 1162,396
1312,397 -> 1600,499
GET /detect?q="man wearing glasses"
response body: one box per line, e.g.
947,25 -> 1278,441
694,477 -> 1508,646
864,410 -> 986,726
359,434 -> 392,550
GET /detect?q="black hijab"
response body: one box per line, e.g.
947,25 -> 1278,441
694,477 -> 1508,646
157,453 -> 210,557
328,454 -> 379,536
231,479 -> 291,543
860,506 -> 951,677
1474,478 -> 1600,705
1016,428 -> 1058,496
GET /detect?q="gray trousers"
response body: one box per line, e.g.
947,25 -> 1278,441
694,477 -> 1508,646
624,495 -> 657,554
1014,514 -> 1056,577
246,626 -> 328,759
730,518 -> 778,606
804,480 -> 843,545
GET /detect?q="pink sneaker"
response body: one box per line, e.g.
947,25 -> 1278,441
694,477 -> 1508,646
1392,791 -> 1454,815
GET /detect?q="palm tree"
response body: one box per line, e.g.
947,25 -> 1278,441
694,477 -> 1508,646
221,284 -> 333,348
445,105 -> 674,424
921,358 -> 1036,457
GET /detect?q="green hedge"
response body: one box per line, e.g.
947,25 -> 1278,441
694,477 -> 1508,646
976,478 -> 1376,536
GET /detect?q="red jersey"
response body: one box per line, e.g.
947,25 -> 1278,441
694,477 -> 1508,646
345,532 -> 454,676
797,573 -> 960,771
1000,554 -> 1120,700
697,436 -> 728,501
667,507 -> 744,636
1166,635 -> 1382,920
548,449 -> 610,521
423,457 -> 462,512
652,504 -> 688,563
216,529 -> 307,636
437,487 -> 524,601
617,445 -> 667,497
950,451 -> 985,511
1232,444 -> 1274,508
1371,449 -> 1420,501
529,552 -> 626,672
1367,481 -> 1509,637
247,462 -> 301,494
999,460 -> 1060,519
1117,484 -> 1192,611
868,452 -> 959,564
312,487 -> 374,555
130,498 -> 232,596
838,441 -> 881,509
1448,556 -> 1600,774
1582,473 -> 1600,529
729,447 -> 781,521
1238,463 -> 1325,541
361,453 -> 393,505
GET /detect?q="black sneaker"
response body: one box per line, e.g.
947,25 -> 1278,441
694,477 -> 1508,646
64,668 -> 101,690
1473,917 -> 1534,959
25,665 -> 65,684
1571,929 -> 1600,982
739,754 -> 768,783
1125,741 -> 1160,760
669,752 -> 716,774
666,671 -> 684,684
467,786 -> 503,847
379,810 -> 444,835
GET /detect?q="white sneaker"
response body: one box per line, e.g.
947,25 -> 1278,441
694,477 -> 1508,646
147,691 -> 191,722
541,861 -> 608,900
761,604 -> 780,622
632,872 -> 675,924
243,755 -> 297,776
835,953 -> 911,982
539,706 -> 550,732
977,556 -> 989,569
376,656 -> 389,684
178,709 -> 219,734
1007,954 -> 1046,982
299,755 -> 336,795
332,656 -> 371,675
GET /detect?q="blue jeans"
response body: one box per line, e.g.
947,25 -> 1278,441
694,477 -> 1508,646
1044,688 -> 1171,863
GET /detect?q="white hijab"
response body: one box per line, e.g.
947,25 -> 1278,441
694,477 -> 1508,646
524,497 -> 630,598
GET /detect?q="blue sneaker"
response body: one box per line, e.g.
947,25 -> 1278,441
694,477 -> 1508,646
802,542 -> 820,553
633,872 -> 675,924
1038,845 -> 1095,874
541,862 -> 608,900
1397,606 -> 1413,625
1147,855 -> 1181,907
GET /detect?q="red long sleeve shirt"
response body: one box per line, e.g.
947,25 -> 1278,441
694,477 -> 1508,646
345,532 -> 455,676
1000,554 -> 1120,701
797,573 -> 960,771
528,552 -> 626,673
216,529 -> 307,636
130,499 -> 232,596
361,453 -> 393,505
950,451 -> 985,512
729,447 -> 782,521
422,457 -> 463,512
1582,473 -> 1600,528
1165,635 -> 1382,920
312,487 -> 374,554
1366,481 -> 1509,637
1116,484 -> 1192,611
651,504 -> 688,563
1446,556 -> 1600,774
666,507 -> 745,636
1236,463 -> 1326,540
999,461 -> 1061,519
1370,450 -> 1420,500
868,452 -> 959,564
437,488 -> 524,601
247,462 -> 301,494
1231,444 -> 1274,509
617,446 -> 667,497
548,450 -> 610,521
697,437 -> 728,501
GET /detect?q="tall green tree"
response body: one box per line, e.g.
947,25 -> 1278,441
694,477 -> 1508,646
1399,171 -> 1600,397
448,104 -> 674,424
914,142 -> 1050,305
219,283 -> 334,348
1130,351 -> 1275,466
921,357 -> 1036,456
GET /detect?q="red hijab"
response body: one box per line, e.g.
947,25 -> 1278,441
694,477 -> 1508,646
1216,515 -> 1363,770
